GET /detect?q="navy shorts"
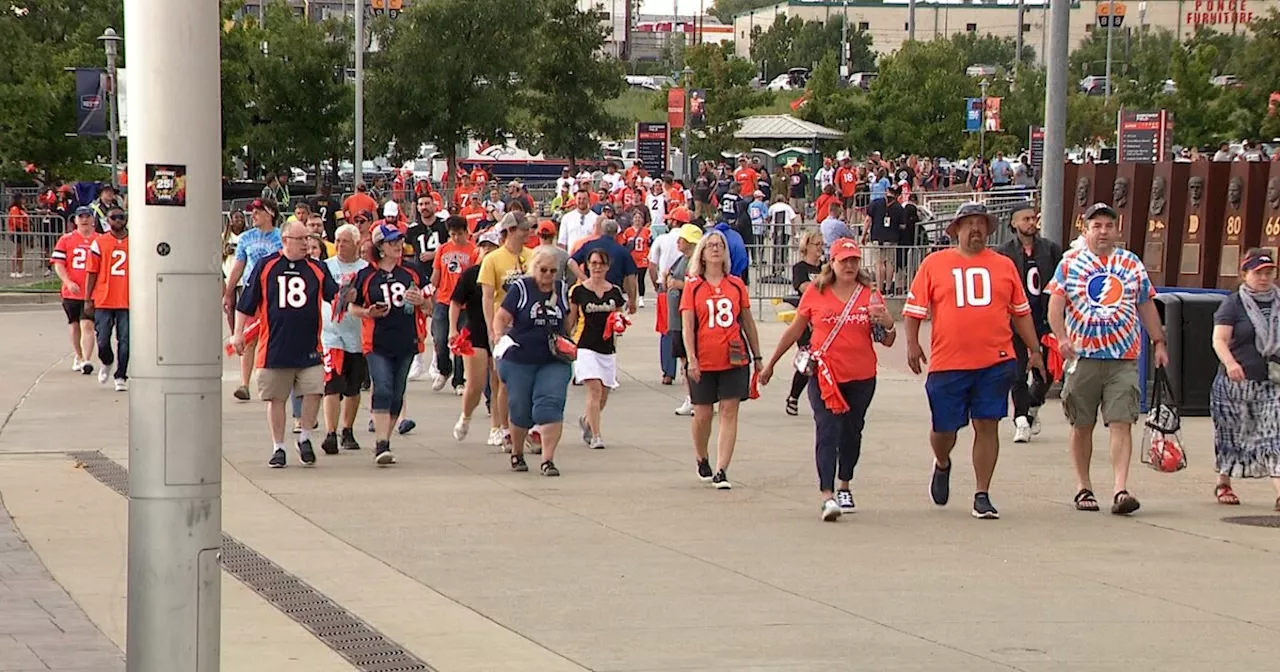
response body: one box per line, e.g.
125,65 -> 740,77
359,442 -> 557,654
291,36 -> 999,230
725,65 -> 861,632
924,360 -> 1016,433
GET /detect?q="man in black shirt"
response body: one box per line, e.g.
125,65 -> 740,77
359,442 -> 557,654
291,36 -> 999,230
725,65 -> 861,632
405,194 -> 447,282
995,202 -> 1063,443
692,168 -> 713,219
787,164 -> 807,217
309,183 -> 342,241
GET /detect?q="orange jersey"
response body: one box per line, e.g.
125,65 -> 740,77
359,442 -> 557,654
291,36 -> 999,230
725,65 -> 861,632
798,285 -> 880,382
342,192 -> 378,221
7,206 -> 28,231
666,187 -> 686,207
679,275 -> 751,372
87,234 -> 130,309
453,187 -> 476,210
622,226 -> 651,268
902,249 -> 1030,372
814,193 -> 839,221
432,240 -> 478,304
460,204 -> 484,233
469,168 -> 488,188
835,167 -> 859,197
51,230 -> 98,300
733,167 -> 758,194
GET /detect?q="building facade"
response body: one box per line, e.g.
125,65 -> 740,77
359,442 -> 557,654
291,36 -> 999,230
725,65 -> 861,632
733,0 -> 1277,63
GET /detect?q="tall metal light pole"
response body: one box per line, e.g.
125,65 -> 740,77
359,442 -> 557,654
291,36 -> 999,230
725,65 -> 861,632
1041,0 -> 1070,245
908,0 -> 916,42
1015,0 -> 1025,68
1104,0 -> 1115,102
123,0 -> 224,668
840,0 -> 849,79
98,28 -> 123,191
354,0 -> 365,188
682,66 -> 694,180
979,77 -> 989,161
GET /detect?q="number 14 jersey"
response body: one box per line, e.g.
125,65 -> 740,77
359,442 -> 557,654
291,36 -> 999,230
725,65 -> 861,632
903,248 -> 1030,373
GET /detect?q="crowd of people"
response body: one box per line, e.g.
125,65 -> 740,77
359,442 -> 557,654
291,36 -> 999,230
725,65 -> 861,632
39,154 -> 1278,522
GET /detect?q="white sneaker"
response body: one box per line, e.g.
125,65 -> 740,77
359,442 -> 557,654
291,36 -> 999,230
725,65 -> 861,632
431,373 -> 448,391
453,415 -> 470,441
113,379 -> 128,392
98,363 -> 112,385
486,428 -> 502,446
72,357 -> 83,372
453,385 -> 464,396
1013,416 -> 1032,444
637,297 -> 645,308
821,498 -> 842,522
526,430 -> 542,455
501,430 -> 513,453
1029,408 -> 1042,435
407,355 -> 424,380
674,397 -> 694,416
589,435 -> 606,450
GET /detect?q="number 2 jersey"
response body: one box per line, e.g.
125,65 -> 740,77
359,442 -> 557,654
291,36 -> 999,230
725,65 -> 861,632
86,234 -> 130,309
51,230 -> 98,300
903,248 -> 1030,373
237,252 -> 339,369
353,264 -> 426,357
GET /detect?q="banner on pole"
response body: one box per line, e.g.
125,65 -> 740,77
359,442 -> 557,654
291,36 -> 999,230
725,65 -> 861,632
73,68 -> 128,137
689,89 -> 706,129
984,97 -> 1002,132
965,98 -> 983,133
667,88 -> 685,129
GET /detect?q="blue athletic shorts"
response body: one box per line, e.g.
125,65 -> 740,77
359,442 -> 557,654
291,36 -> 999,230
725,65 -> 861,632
924,360 -> 1016,433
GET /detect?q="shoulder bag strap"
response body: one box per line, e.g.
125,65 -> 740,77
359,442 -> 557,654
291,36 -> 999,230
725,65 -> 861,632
812,285 -> 863,356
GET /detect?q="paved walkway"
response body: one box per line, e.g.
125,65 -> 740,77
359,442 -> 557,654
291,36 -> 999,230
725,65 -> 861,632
0,304 -> 1278,672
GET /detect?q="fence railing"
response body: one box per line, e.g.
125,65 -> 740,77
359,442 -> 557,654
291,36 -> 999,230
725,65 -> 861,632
0,217 -> 69,286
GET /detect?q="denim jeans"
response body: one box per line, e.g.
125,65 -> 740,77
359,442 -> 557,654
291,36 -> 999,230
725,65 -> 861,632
659,332 -> 677,379
809,377 -> 877,492
366,351 -> 414,417
94,309 -> 130,380
497,359 -> 572,429
432,302 -> 464,387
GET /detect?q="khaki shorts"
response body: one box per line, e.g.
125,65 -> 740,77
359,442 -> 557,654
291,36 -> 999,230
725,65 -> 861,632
257,365 -> 325,401
1061,358 -> 1140,427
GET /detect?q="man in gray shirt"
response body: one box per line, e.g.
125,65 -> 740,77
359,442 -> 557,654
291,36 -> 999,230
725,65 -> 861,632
668,224 -> 702,417
534,219 -> 570,281
820,202 -> 858,253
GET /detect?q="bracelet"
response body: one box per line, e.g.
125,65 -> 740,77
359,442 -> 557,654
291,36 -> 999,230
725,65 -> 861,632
752,356 -> 763,362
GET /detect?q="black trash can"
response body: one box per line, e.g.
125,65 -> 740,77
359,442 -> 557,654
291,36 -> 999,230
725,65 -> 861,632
1143,291 -> 1227,417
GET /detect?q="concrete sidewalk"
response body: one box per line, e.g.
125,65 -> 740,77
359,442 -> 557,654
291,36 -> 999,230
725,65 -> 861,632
0,307 -> 1277,672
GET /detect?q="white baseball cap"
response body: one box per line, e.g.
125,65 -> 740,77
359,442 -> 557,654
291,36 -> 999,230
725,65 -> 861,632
383,201 -> 399,218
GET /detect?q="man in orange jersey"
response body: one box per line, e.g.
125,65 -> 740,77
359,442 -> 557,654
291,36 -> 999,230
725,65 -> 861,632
902,203 -> 1045,520
430,216 -> 479,393
51,206 -> 100,374
82,206 -> 131,391
342,182 -> 378,225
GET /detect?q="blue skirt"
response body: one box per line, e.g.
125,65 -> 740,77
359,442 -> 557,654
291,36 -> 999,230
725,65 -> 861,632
1210,374 -> 1280,479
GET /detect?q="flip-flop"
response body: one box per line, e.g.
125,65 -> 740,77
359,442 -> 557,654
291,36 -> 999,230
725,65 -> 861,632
1214,484 -> 1241,505
1111,490 -> 1141,516
1073,488 -> 1099,512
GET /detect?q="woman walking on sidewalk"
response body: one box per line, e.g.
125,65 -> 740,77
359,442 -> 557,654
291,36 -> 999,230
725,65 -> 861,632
570,248 -> 626,449
1210,248 -> 1280,510
760,239 -> 895,521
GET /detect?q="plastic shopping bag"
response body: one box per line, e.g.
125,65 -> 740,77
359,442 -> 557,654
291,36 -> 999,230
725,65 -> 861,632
1141,367 -> 1187,473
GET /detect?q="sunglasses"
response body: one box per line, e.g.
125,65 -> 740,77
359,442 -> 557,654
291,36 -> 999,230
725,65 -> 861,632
108,214 -> 127,221
535,267 -> 557,275
588,259 -> 609,266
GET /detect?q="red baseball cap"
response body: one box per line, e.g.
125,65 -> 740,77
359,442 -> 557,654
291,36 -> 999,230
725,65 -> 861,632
537,220 -> 557,236
830,238 -> 863,262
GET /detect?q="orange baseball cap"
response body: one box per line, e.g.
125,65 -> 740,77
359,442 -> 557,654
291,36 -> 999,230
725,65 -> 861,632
830,238 -> 862,262
668,206 -> 692,224
537,219 -> 557,236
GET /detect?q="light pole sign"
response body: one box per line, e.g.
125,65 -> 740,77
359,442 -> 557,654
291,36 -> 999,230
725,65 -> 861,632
1097,1 -> 1126,28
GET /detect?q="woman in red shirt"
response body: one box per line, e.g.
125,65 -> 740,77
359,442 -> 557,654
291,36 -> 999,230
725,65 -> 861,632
759,239 -> 896,522
8,195 -> 30,278
679,230 -> 763,490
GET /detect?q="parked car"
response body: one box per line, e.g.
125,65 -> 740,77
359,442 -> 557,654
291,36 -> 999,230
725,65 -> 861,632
1079,75 -> 1109,96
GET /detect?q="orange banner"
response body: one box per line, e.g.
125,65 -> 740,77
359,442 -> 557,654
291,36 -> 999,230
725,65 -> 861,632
667,88 -> 685,129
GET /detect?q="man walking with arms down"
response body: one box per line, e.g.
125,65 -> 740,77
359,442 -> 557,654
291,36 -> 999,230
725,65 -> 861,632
903,203 -> 1045,519
1048,203 -> 1167,515
996,202 -> 1063,443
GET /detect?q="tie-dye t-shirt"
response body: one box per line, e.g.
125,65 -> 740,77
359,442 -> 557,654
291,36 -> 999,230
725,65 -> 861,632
1047,247 -> 1154,360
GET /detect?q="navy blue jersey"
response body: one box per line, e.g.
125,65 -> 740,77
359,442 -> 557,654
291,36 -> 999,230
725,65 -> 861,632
238,253 -> 338,369
354,264 -> 424,357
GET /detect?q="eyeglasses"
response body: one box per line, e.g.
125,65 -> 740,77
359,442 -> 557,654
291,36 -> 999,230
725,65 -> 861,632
588,259 -> 609,267
535,267 -> 557,275
108,214 -> 127,222
283,235 -> 310,241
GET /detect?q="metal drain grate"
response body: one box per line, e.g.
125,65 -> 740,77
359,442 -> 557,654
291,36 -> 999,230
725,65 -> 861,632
68,451 -> 435,672
1222,515 -> 1280,528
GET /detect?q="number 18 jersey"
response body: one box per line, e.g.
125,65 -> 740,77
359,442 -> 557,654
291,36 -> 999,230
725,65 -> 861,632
237,253 -> 338,369
903,248 -> 1030,373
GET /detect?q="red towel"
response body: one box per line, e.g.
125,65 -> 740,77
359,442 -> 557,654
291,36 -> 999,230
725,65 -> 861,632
655,293 -> 668,334
814,355 -> 849,414
749,369 -> 761,400
450,328 -> 476,357
1041,333 -> 1064,382
604,312 -> 631,340
225,318 -> 261,356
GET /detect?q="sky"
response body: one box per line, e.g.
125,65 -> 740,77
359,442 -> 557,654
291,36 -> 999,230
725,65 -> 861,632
639,0 -> 709,17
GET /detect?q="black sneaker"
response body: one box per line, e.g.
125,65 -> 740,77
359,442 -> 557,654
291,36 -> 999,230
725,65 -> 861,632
298,440 -> 317,466
972,492 -> 1000,519
340,429 -> 361,451
268,449 -> 286,468
397,419 -> 416,435
540,460 -> 560,477
836,489 -> 855,513
929,461 -> 951,506
510,454 -> 529,472
374,441 -> 396,466
712,470 -> 732,490
696,458 -> 713,482
320,433 -> 340,455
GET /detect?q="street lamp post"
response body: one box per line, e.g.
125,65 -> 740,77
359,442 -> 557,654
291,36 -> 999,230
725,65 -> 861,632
1104,0 -> 1115,102
354,0 -> 364,188
682,66 -> 694,180
98,28 -> 124,191
979,77 -> 989,161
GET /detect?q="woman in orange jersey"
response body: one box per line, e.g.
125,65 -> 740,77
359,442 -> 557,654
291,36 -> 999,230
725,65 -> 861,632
7,194 -> 30,278
679,230 -> 763,490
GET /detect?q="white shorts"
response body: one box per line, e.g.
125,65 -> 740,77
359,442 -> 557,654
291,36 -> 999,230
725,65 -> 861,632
574,349 -> 619,388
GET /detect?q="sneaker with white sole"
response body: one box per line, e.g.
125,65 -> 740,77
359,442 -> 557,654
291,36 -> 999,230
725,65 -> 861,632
98,363 -> 113,385
486,428 -> 502,446
836,489 -> 855,513
711,469 -> 732,490
579,415 -> 591,444
407,356 -> 424,380
374,441 -> 396,465
674,397 -> 694,416
72,357 -> 84,373
637,297 -> 645,308
113,378 -> 128,392
589,435 -> 606,450
431,373 -> 448,391
821,498 -> 842,521
526,430 -> 542,455
1029,408 -> 1042,435
453,385 -> 464,396
80,361 -> 94,375
1013,416 -> 1031,444
453,415 -> 471,441
501,430 -> 513,453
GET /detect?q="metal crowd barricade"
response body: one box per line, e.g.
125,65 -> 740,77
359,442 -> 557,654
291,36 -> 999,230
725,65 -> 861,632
0,213 -> 68,286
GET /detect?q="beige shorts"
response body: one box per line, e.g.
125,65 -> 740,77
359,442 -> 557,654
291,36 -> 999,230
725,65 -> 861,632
1061,358 -> 1140,427
257,365 -> 325,401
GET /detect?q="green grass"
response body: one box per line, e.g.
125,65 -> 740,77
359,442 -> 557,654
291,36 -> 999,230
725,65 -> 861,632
605,90 -> 807,125
5,278 -> 60,292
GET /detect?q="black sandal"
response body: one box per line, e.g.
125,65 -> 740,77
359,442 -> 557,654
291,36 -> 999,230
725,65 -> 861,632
1073,489 -> 1099,512
1111,490 -> 1141,515
785,397 -> 799,416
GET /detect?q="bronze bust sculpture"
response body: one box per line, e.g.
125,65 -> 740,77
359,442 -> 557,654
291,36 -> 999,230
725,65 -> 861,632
1112,176 -> 1129,208
1150,176 -> 1167,216
1227,176 -> 1244,210
1188,176 -> 1204,208
1075,176 -> 1090,208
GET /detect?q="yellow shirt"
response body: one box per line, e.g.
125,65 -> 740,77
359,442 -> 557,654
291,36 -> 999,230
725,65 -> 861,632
478,245 -> 531,308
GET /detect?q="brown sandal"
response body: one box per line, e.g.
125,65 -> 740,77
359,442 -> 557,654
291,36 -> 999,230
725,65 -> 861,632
1215,484 -> 1241,505
1073,489 -> 1099,512
1111,490 -> 1141,515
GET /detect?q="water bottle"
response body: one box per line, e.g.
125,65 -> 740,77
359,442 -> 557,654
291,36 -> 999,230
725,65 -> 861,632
403,283 -> 417,315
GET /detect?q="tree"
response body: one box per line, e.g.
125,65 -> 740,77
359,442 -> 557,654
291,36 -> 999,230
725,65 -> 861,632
863,39 -> 976,158
1166,41 -> 1229,147
710,0 -> 776,24
949,32 -> 1032,70
1233,10 -> 1280,139
244,1 -> 352,182
0,0 -> 122,183
749,16 -> 874,82
365,0 -> 540,186
220,1 -> 260,177
798,53 -> 873,153
518,0 -> 627,169
681,42 -> 774,160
